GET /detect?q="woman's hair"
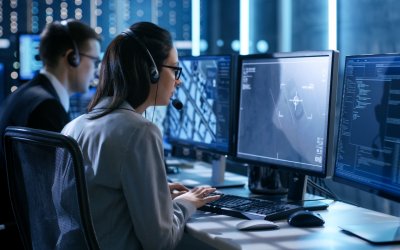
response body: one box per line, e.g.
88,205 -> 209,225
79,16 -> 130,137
88,22 -> 173,119
39,19 -> 101,67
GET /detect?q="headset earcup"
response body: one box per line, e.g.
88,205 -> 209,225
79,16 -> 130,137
67,50 -> 80,67
122,29 -> 159,84
150,66 -> 160,83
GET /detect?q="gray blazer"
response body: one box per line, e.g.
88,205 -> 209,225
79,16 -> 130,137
62,97 -> 196,250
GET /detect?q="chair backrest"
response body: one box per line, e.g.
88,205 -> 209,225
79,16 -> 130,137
3,126 -> 99,250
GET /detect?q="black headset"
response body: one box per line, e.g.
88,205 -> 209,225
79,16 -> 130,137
121,29 -> 160,84
61,20 -> 81,67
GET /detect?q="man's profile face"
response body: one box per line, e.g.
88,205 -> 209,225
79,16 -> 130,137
70,39 -> 101,93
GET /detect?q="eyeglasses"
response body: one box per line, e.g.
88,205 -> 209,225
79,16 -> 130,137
79,53 -> 101,66
161,65 -> 182,80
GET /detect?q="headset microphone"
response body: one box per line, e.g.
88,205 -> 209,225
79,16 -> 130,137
171,98 -> 183,110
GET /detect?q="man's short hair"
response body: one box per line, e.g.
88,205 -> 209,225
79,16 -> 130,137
39,19 -> 101,67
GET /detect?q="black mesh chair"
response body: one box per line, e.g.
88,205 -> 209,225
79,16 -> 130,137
3,126 -> 99,250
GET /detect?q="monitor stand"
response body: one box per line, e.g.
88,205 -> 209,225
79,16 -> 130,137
167,154 -> 246,188
286,172 -> 307,201
248,165 -> 329,210
248,164 -> 289,196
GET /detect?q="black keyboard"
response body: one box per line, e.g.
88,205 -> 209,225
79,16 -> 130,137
199,193 -> 303,221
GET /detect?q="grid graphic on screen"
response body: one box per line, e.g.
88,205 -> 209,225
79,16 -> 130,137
165,55 -> 232,154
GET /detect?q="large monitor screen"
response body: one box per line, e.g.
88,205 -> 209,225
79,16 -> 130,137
334,54 -> 400,202
236,50 -> 339,177
164,55 -> 235,155
18,33 -> 43,81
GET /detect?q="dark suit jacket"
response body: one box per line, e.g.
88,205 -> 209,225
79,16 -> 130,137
0,73 -> 70,224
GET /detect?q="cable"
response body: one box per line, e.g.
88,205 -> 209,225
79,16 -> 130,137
152,81 -> 159,123
307,178 -> 340,201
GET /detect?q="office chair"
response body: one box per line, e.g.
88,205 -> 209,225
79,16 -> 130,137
3,126 -> 100,250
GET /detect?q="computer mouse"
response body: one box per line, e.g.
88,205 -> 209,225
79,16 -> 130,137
236,219 -> 279,231
287,210 -> 325,227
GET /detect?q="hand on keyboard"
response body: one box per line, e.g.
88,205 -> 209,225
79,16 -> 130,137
174,186 -> 221,208
199,193 -> 302,221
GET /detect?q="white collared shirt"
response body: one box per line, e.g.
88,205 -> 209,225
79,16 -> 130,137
40,69 -> 70,112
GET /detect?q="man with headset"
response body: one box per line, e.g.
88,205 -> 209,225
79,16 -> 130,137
0,19 -> 101,246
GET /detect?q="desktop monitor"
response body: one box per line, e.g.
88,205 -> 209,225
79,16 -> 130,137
333,53 -> 400,244
164,54 -> 236,156
164,54 -> 245,188
18,33 -> 43,82
235,50 -> 339,199
334,54 -> 400,202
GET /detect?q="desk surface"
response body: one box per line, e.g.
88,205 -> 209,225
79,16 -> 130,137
170,163 -> 400,250
186,202 -> 400,250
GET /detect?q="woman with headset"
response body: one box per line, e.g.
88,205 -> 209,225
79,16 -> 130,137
62,22 -> 220,249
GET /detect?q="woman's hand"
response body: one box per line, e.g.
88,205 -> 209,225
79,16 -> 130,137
174,186 -> 221,208
168,182 -> 189,199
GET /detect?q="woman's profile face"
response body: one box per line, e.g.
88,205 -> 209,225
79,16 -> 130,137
155,47 -> 181,106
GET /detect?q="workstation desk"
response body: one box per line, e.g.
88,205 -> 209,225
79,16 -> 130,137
170,162 -> 400,250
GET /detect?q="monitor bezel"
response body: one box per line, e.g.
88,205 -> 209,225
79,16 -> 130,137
233,50 -> 339,178
165,54 -> 237,156
17,32 -> 42,82
333,53 -> 400,203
